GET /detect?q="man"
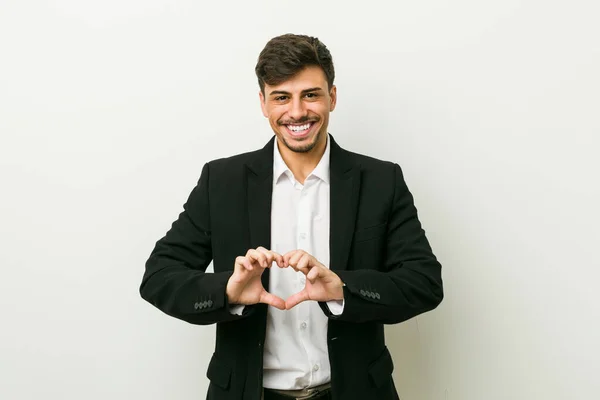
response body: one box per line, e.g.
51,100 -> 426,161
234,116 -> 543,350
140,34 -> 443,400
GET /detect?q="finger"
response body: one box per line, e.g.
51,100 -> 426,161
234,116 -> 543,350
256,247 -> 275,266
267,250 -> 281,267
282,250 -> 298,268
295,254 -> 312,274
271,251 -> 284,268
307,266 -> 322,283
264,250 -> 284,268
247,249 -> 268,268
235,256 -> 253,271
259,290 -> 286,310
288,250 -> 306,268
285,289 -> 310,310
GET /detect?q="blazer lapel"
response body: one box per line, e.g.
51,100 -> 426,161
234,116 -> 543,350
329,134 -> 361,272
246,136 -> 275,288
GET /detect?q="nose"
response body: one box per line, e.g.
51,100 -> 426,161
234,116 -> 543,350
287,97 -> 307,121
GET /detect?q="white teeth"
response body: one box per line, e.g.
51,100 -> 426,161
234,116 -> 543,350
288,123 -> 311,132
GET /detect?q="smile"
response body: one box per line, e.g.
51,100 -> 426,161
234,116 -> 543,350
284,122 -> 315,137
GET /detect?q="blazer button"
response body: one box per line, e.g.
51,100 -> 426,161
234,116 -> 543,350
360,289 -> 366,296
375,293 -> 380,299
208,300 -> 214,307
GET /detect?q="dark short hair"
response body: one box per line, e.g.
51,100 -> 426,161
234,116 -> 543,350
255,34 -> 335,95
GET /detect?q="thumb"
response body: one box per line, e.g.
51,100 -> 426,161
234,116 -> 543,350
259,289 -> 286,310
285,289 -> 310,310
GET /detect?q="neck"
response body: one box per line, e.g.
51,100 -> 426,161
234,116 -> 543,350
277,134 -> 327,185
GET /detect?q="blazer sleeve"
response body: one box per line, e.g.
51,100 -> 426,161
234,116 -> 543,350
319,163 -> 443,324
139,162 -> 251,325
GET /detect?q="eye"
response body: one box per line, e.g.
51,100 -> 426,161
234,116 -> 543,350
274,96 -> 288,101
305,93 -> 318,98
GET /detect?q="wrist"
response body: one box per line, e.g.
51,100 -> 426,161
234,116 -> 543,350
333,281 -> 345,301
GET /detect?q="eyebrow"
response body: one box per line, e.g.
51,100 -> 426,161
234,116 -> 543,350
269,87 -> 324,96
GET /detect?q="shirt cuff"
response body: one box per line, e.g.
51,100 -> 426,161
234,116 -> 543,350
229,304 -> 245,316
326,299 -> 345,315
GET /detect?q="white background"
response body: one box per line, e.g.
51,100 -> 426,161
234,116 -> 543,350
1,1 -> 599,399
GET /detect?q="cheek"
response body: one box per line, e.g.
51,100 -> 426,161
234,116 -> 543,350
269,116 -> 282,129
267,109 -> 284,124
309,104 -> 329,118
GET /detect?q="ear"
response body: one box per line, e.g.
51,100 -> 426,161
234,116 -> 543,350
259,91 -> 268,118
329,85 -> 337,112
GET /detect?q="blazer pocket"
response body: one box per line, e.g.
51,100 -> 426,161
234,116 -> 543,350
206,353 -> 232,390
353,222 -> 387,243
368,346 -> 394,388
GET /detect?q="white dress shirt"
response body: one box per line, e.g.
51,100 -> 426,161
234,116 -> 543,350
231,133 -> 343,390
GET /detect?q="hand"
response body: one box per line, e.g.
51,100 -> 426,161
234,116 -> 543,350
226,247 -> 286,310
283,250 -> 344,310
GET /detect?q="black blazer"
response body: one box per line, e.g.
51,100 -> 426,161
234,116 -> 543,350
140,134 -> 443,400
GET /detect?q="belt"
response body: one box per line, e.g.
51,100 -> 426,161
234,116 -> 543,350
263,384 -> 332,400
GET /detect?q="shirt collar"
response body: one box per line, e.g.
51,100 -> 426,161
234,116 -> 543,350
273,133 -> 331,185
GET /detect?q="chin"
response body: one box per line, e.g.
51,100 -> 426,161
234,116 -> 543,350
280,129 -> 322,154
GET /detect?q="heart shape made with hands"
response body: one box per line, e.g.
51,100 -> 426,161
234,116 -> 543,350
227,247 -> 344,310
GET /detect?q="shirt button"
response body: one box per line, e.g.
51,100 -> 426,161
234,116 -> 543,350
300,322 -> 307,330
299,233 -> 307,239
313,364 -> 319,371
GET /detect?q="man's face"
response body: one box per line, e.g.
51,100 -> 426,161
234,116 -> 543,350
260,66 -> 337,154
